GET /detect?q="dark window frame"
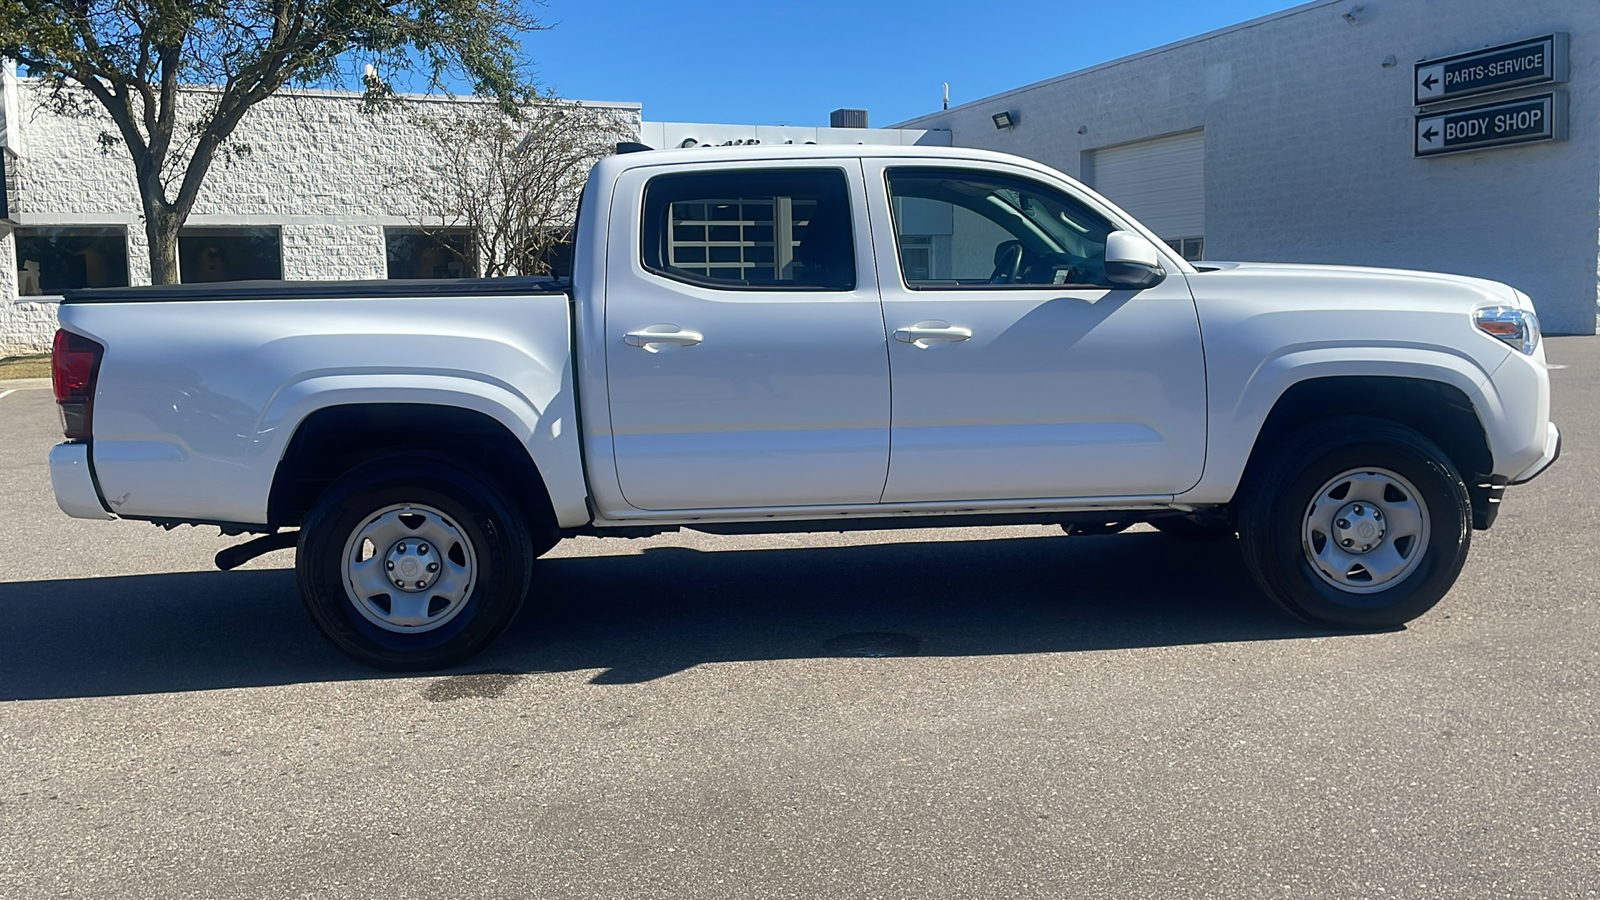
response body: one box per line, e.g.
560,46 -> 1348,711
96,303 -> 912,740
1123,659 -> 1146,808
13,225 -> 131,296
383,226 -> 479,280
640,167 -> 858,293
177,225 -> 283,283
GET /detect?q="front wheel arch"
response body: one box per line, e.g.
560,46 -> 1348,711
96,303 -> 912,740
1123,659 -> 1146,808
1239,376 -> 1495,528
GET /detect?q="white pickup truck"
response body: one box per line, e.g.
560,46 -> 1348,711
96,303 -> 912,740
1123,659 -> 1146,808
48,144 -> 1560,669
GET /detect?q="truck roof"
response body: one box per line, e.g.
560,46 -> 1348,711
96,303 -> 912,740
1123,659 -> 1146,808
595,142 -> 1065,178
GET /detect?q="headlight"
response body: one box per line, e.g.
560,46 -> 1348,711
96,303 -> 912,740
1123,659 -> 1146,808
1474,306 -> 1540,355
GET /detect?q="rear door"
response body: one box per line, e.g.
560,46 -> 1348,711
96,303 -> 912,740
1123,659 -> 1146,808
863,159 -> 1207,502
602,161 -> 891,511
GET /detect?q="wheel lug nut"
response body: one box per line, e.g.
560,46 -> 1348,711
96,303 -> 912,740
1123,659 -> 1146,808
1373,510 -> 1382,519
415,581 -> 426,589
1352,505 -> 1364,515
1341,538 -> 1354,547
418,544 -> 428,555
427,562 -> 438,572
397,543 -> 406,553
1336,519 -> 1350,529
393,579 -> 404,588
386,561 -> 394,570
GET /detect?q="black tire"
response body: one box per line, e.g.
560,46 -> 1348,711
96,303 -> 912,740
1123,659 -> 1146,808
296,456 -> 533,670
1151,516 -> 1236,541
1238,417 -> 1471,629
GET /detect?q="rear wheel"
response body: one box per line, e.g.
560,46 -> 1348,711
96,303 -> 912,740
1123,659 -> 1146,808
297,457 -> 532,670
1238,418 -> 1471,629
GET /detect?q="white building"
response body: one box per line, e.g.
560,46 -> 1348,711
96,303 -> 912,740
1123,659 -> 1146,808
896,0 -> 1598,335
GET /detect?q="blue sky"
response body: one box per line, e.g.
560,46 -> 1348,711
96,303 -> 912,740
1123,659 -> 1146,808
521,0 -> 1304,126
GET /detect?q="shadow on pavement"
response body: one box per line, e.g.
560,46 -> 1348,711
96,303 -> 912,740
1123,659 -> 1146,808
0,532 -> 1349,700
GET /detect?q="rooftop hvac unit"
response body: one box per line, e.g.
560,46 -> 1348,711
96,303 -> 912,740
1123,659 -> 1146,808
830,108 -> 868,129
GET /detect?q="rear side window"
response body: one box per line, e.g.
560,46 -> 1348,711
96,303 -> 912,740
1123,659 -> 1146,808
642,168 -> 855,291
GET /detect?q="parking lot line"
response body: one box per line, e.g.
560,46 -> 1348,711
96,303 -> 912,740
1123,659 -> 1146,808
0,389 -> 17,401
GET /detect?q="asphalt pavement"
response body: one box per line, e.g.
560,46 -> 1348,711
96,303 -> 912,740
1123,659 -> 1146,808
1,341 -> 1596,899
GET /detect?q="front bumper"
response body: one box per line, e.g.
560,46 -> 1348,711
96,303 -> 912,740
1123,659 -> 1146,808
50,442 -> 115,520
1511,422 -> 1561,485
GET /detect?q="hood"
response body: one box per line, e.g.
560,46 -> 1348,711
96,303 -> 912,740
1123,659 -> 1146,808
1190,261 -> 1531,310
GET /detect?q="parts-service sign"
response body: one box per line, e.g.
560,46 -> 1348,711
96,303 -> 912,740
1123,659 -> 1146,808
1414,34 -> 1569,106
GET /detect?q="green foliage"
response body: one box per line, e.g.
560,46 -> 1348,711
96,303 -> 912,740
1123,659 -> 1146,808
0,0 -> 544,281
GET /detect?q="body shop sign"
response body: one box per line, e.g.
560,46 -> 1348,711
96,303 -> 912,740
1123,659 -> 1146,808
1415,94 -> 1566,158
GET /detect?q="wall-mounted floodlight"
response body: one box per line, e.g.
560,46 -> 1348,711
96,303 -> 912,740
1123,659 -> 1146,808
992,110 -> 1016,129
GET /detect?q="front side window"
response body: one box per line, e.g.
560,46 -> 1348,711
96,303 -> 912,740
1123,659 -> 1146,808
886,168 -> 1115,289
179,226 -> 282,283
13,227 -> 130,295
642,168 -> 855,291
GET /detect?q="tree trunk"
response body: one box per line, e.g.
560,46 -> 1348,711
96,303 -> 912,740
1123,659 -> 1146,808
145,212 -> 181,285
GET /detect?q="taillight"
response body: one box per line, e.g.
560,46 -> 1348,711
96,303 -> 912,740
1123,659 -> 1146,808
52,329 -> 104,440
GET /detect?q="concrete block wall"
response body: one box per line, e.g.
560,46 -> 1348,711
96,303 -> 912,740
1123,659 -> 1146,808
281,224 -> 388,281
1,84 -> 642,354
898,0 -> 1600,334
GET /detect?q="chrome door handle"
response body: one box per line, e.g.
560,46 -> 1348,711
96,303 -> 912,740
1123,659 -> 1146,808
625,325 -> 704,352
894,321 -> 972,347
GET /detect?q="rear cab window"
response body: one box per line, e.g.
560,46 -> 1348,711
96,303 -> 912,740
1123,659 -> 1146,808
641,168 -> 856,291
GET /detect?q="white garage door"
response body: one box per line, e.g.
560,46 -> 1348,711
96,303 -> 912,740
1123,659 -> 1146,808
1087,130 -> 1205,259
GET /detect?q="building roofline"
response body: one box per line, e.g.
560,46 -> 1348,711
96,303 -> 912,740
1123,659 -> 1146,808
11,76 -> 642,110
892,0 -> 1342,127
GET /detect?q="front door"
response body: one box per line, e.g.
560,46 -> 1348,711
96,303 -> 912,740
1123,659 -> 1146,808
863,161 -> 1207,503
603,161 -> 891,511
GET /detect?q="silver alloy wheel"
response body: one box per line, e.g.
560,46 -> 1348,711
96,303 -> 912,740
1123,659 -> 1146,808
340,503 -> 478,633
1301,467 -> 1431,594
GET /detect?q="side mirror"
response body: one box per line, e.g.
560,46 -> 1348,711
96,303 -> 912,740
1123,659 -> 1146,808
1104,231 -> 1167,289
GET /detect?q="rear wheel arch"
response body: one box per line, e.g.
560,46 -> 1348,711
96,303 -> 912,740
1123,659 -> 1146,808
268,403 -> 559,552
1239,376 -> 1495,527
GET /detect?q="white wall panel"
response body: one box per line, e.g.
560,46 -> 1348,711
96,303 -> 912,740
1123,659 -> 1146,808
1087,130 -> 1205,240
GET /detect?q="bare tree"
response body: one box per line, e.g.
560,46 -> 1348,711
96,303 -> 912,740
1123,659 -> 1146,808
0,0 -> 543,283
398,95 -> 631,277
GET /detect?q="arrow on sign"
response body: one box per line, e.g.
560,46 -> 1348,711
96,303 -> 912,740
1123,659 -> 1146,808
1421,73 -> 1439,90
1421,126 -> 1439,143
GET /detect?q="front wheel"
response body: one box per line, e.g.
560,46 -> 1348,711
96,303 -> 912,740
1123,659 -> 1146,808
1238,418 -> 1471,629
297,457 -> 533,670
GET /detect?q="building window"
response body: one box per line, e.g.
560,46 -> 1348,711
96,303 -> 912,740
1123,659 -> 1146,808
384,228 -> 476,279
642,168 -> 855,291
178,227 -> 282,283
1165,237 -> 1204,262
13,227 -> 130,296
898,234 -> 935,282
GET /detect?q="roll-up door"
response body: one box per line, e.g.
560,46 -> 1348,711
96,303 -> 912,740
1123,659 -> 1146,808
1087,130 -> 1205,260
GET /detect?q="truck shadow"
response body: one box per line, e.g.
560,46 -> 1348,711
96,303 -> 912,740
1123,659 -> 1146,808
0,533 -> 1356,700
